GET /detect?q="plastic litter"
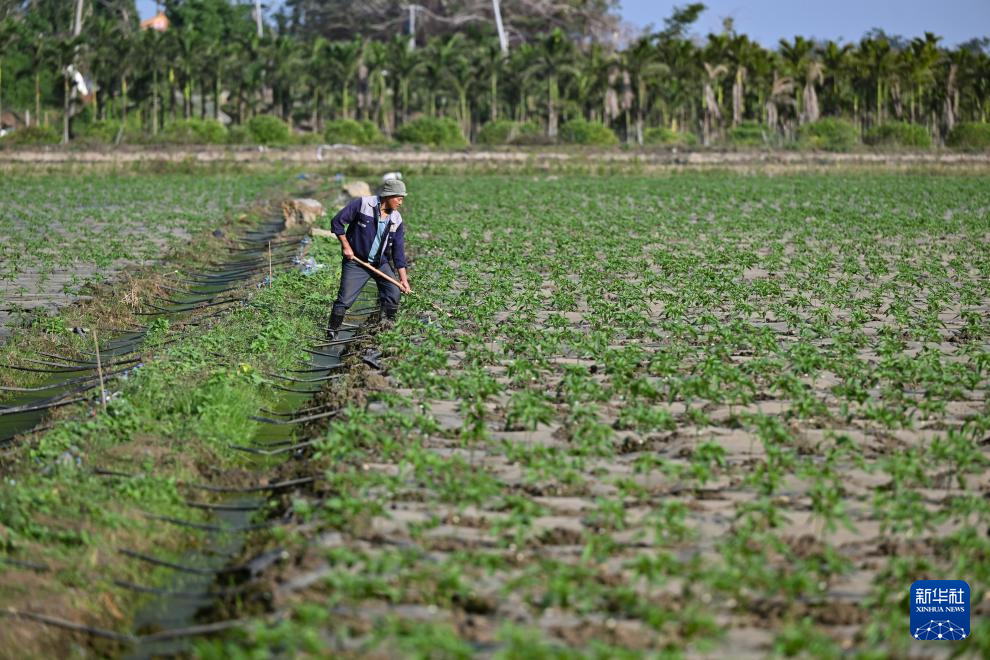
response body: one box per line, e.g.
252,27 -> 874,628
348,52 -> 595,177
298,258 -> 325,277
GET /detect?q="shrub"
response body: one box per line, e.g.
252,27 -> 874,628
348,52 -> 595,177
797,117 -> 859,152
726,121 -> 767,147
247,115 -> 290,145
162,118 -> 228,144
2,125 -> 61,145
76,119 -> 123,143
226,125 -> 250,144
643,126 -> 698,146
394,116 -> 466,147
864,121 -> 932,148
323,118 -> 384,145
559,119 -> 618,146
477,119 -> 516,145
946,122 -> 990,151
510,122 -> 551,146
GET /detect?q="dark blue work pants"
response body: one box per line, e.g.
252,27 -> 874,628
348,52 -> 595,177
331,259 -> 400,317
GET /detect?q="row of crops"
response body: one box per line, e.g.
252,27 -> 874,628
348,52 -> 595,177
0,171 -> 285,340
1,169 -> 989,657
204,174 -> 990,656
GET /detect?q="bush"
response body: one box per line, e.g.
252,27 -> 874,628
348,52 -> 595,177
510,122 -> 551,146
946,122 -> 990,151
162,119 -> 228,144
226,125 -> 250,145
559,119 -> 618,146
323,118 -> 384,145
76,119 -> 122,143
477,119 -> 516,145
797,117 -> 859,152
643,126 -> 698,147
2,125 -> 61,145
247,115 -> 290,145
864,121 -> 932,148
726,121 -> 767,147
394,116 -> 466,147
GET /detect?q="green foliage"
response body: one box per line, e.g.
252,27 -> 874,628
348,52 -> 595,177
643,126 -> 698,146
394,116 -> 466,147
559,119 -> 618,145
477,119 -> 516,145
864,121 -> 932,148
797,118 -> 860,152
226,125 -> 250,144
75,119 -> 123,143
726,121 -> 767,147
3,125 -> 60,145
246,114 -> 291,145
162,118 -> 228,144
323,118 -> 384,145
946,122 -> 990,151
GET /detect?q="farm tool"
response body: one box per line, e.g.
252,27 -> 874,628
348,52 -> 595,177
350,256 -> 448,318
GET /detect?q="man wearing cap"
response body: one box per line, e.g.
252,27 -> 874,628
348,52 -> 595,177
325,179 -> 411,339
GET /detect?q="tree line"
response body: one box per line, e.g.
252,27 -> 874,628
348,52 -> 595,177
0,0 -> 987,146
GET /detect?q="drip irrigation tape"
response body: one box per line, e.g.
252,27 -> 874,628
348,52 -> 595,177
231,439 -> 318,456
113,579 -> 250,600
183,476 -> 317,493
0,557 -> 50,572
119,549 -> 231,576
0,394 -> 92,417
92,467 -> 141,478
184,501 -> 264,512
20,357 -> 95,369
267,372 -> 345,384
0,609 -> 135,643
271,384 -> 322,394
258,402 -> 336,417
0,366 -> 124,392
139,512 -> 272,533
32,352 -> 99,366
1,363 -> 101,374
248,408 -> 341,426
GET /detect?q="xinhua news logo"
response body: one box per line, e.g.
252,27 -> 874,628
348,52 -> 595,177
910,580 -> 970,641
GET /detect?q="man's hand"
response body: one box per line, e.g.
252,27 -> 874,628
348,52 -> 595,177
337,235 -> 355,261
399,278 -> 412,294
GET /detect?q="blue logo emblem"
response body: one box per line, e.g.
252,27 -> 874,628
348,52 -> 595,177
910,580 -> 969,641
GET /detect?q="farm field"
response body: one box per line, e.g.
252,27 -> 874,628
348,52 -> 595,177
2,170 -> 990,657
0,171 -> 286,340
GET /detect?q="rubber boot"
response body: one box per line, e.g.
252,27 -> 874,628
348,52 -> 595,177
381,305 -> 398,330
325,311 -> 345,341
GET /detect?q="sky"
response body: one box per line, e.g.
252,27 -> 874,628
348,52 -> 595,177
135,1 -> 989,49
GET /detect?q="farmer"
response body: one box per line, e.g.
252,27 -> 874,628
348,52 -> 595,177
325,179 -> 411,339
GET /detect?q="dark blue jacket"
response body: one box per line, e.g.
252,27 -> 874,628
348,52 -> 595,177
330,195 -> 407,268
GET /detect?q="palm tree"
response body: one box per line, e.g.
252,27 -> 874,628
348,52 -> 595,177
476,38 -> 505,123
778,36 -> 821,124
902,33 -> 940,124
701,62 -> 727,144
820,40 -> 854,117
0,18 -> 19,127
623,37 -> 668,144
386,35 -> 423,127
48,32 -> 85,143
856,35 -> 896,127
325,38 -> 364,119
765,70 -> 796,135
138,27 -> 166,134
524,28 -> 578,138
422,34 -> 466,119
